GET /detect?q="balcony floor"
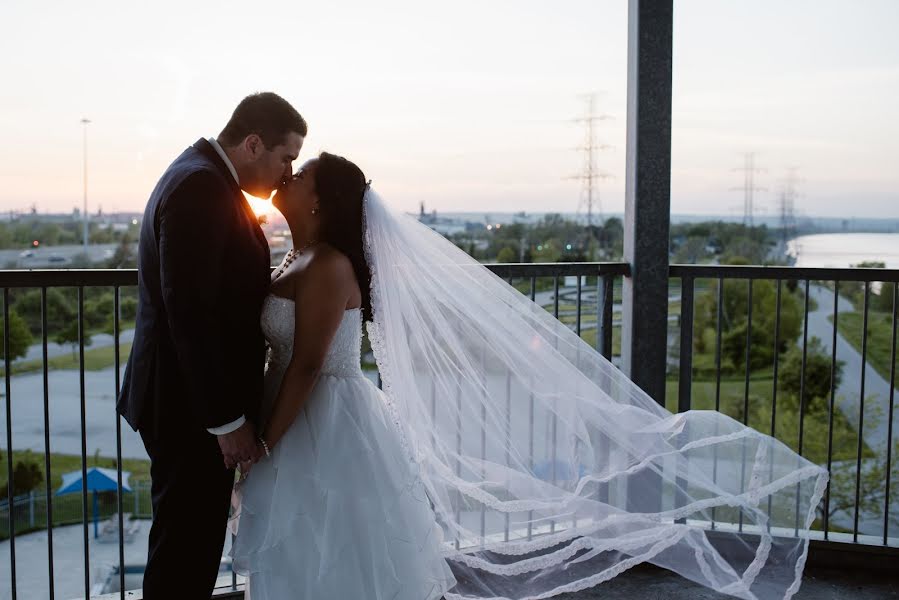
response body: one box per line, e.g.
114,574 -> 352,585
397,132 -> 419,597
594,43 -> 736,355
555,563 -> 899,600
206,564 -> 899,600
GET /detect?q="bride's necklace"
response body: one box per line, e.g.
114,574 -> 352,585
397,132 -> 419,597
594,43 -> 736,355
272,240 -> 316,283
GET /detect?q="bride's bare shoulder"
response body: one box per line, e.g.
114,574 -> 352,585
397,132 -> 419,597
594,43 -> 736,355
306,243 -> 355,282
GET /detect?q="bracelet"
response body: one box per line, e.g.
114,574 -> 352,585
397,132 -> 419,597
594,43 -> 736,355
258,436 -> 271,457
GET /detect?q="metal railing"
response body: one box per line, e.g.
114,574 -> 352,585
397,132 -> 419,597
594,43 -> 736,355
2,262 -> 898,599
672,264 -> 899,548
2,270 -> 133,600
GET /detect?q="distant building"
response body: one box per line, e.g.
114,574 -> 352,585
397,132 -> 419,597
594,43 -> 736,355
416,202 -> 468,236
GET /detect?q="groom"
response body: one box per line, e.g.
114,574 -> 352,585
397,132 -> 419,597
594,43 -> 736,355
118,92 -> 306,598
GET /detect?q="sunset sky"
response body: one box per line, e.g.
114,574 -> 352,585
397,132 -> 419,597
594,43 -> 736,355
1,0 -> 897,219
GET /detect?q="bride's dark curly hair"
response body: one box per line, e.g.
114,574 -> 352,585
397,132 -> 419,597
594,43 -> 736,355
314,152 -> 372,321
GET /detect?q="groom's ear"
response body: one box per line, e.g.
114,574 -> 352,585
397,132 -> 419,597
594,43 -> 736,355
244,134 -> 264,160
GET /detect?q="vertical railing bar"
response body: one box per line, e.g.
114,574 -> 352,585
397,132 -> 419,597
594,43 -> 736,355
114,287 -> 125,598
794,279 -> 811,535
767,279 -> 782,529
739,279 -> 753,533
743,279 -> 754,426
677,276 -> 694,413
480,399 -> 487,541
576,273 -> 582,336
527,380 -> 534,541
715,277 -> 724,412
455,385 -> 462,550
479,345 -> 487,542
600,275 -> 614,360
530,277 -> 536,302
41,288 -> 54,600
504,372 -> 511,542
550,399 -> 557,534
550,274 -> 559,534
797,280 -> 811,456
596,274 -> 602,351
711,277 -> 724,530
771,280 -> 782,438
853,282 -> 870,542
675,276 -> 694,524
553,276 -> 560,319
824,281 -> 840,538
78,286 -> 90,598
883,281 -> 897,546
4,287 -> 17,600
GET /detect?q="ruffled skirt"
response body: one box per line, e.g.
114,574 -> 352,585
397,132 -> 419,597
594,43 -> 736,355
230,373 -> 456,600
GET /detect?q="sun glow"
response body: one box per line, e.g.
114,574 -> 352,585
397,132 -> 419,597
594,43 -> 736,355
245,194 -> 276,218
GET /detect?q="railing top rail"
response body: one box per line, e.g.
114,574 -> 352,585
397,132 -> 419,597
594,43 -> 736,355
486,262 -> 631,278
0,269 -> 137,287
0,263 -> 634,288
670,263 -> 899,282
1,262 -> 897,287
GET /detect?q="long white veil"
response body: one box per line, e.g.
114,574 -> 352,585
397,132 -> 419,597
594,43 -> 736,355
362,188 -> 828,600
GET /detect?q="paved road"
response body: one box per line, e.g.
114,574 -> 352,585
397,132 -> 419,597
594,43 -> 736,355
1,365 -> 380,459
805,284 -> 898,452
0,243 -> 122,269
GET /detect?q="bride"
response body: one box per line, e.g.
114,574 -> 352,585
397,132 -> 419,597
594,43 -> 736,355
230,152 -> 828,600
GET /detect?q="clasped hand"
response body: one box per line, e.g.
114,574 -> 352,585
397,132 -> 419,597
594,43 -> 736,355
217,421 -> 263,470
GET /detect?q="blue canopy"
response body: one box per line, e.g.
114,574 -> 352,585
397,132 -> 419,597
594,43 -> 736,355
57,467 -> 133,539
57,467 -> 132,495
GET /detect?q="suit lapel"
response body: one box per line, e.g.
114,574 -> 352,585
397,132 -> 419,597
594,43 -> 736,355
193,139 -> 271,269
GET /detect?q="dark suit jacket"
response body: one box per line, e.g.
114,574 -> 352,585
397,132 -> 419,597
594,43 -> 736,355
118,138 -> 271,434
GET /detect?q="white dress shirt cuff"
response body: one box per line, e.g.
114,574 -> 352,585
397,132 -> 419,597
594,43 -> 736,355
207,415 -> 246,435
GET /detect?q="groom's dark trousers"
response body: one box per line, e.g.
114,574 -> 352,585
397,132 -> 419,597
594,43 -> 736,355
118,139 -> 270,598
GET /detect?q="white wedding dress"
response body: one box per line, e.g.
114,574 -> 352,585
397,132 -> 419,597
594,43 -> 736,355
229,294 -> 457,600
229,189 -> 827,600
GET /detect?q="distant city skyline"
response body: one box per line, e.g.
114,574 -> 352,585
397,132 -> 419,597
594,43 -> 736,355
1,0 -> 897,218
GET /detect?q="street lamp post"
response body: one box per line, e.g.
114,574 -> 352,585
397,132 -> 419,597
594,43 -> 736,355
81,117 -> 91,256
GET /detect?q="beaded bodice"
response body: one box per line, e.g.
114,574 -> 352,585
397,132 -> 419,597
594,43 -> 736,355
261,294 -> 364,380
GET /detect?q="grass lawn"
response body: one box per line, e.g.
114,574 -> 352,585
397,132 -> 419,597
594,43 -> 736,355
830,311 -> 898,381
578,326 -> 621,356
1,342 -> 132,377
665,376 -> 870,464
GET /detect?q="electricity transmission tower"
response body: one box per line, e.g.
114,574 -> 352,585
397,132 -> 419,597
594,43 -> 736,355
731,152 -> 766,227
569,94 -> 612,227
777,167 -> 801,245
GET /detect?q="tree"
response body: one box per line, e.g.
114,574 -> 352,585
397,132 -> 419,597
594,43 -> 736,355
0,309 -> 33,361
84,293 -> 115,329
694,265 -> 803,372
779,337 -> 844,410
13,288 -> 77,337
120,297 -> 138,321
673,236 -> 709,264
847,261 -> 891,311
0,452 -> 43,497
874,281 -> 895,314
533,239 -> 562,263
496,247 -> 517,263
55,321 -> 92,359
106,234 -> 137,269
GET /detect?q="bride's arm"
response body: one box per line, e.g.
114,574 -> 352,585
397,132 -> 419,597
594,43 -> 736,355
262,250 -> 354,450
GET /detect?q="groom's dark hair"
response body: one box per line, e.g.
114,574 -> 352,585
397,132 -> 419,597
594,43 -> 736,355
219,92 -> 307,149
